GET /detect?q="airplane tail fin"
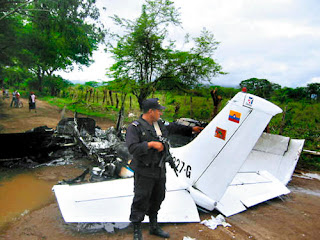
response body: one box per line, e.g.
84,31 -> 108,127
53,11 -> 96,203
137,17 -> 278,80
170,92 -> 282,204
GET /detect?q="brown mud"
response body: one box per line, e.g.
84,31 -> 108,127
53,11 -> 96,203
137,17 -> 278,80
0,97 -> 320,240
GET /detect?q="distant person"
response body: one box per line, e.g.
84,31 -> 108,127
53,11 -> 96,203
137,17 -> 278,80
29,92 -> 36,112
15,91 -> 20,108
3,89 -> 9,99
10,90 -> 17,107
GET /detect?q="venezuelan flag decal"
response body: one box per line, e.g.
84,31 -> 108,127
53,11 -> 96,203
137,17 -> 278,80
229,110 -> 241,123
215,127 -> 227,140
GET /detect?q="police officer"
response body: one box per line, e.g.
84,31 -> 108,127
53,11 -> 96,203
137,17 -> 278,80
126,98 -> 203,240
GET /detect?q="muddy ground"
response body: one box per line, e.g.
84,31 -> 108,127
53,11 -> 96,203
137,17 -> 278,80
0,97 -> 320,240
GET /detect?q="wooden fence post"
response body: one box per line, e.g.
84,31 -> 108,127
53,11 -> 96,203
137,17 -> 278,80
279,105 -> 287,135
174,102 -> 180,117
116,93 -> 119,108
88,88 -> 93,102
210,88 -> 222,119
190,95 -> 193,118
162,94 -> 166,105
109,90 -> 114,106
103,89 -> 107,104
85,89 -> 88,101
130,96 -> 132,110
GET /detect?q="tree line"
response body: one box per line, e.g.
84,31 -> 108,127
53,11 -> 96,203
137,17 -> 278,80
239,78 -> 319,103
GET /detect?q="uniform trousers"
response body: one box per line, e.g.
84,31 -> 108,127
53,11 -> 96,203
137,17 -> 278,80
130,172 -> 166,223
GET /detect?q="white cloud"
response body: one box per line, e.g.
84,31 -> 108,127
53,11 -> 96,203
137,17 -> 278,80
308,77 -> 320,84
57,46 -> 114,83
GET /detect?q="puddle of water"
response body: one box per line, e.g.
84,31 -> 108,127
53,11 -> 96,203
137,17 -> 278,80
0,173 -> 55,229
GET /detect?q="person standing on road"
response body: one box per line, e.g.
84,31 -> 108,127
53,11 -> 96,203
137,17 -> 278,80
10,90 -> 17,107
15,91 -> 20,108
29,92 -> 36,113
126,98 -> 203,240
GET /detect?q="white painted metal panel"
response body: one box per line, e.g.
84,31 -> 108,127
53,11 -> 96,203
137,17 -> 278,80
276,139 -> 304,184
158,190 -> 200,222
240,150 -> 283,178
71,178 -> 134,202
240,137 -> 305,185
240,171 -> 290,207
215,196 -> 247,217
53,182 -> 200,223
195,110 -> 273,202
243,93 -> 282,115
216,171 -> 290,217
231,172 -> 272,185
170,100 -> 252,187
252,133 -> 289,155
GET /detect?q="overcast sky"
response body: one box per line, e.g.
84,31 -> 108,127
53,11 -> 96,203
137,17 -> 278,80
57,0 -> 320,88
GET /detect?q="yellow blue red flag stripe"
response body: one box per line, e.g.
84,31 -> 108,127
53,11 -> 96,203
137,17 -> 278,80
229,110 -> 241,123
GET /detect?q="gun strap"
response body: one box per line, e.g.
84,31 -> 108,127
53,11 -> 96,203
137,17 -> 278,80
153,121 -> 162,137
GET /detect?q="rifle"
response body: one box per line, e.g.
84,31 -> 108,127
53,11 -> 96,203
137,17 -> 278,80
158,136 -> 178,177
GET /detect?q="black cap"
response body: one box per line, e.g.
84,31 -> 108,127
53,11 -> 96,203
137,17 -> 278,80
142,98 -> 166,111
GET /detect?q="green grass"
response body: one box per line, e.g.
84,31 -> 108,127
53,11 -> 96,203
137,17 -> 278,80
42,96 -> 120,122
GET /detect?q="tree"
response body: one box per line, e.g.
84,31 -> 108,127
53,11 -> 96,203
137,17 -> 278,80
273,87 -> 308,103
307,83 -> 320,101
0,1 -> 26,86
43,75 -> 73,96
108,0 -> 224,109
85,81 -> 100,88
1,0 -> 105,92
239,78 -> 279,99
162,29 -> 225,91
2,65 -> 32,88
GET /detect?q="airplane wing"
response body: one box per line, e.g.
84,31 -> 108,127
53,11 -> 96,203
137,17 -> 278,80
52,175 -> 200,223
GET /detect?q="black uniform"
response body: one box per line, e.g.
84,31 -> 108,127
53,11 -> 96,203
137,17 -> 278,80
126,115 -> 193,222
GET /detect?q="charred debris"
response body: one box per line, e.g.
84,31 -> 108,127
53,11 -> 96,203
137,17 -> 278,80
0,114 -> 207,183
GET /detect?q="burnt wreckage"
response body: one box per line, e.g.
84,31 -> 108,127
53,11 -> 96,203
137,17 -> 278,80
0,115 -> 205,182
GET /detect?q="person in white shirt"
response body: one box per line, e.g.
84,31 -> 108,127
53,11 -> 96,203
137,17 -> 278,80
29,92 -> 36,112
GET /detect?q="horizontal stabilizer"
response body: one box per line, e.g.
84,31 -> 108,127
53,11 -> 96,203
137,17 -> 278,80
52,179 -> 199,223
240,134 -> 305,185
216,171 -> 290,217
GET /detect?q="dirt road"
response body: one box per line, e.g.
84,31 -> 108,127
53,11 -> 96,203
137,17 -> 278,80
0,97 -> 320,240
0,97 -> 114,133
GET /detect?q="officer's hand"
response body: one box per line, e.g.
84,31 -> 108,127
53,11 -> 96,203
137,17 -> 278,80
192,126 -> 204,133
148,141 -> 164,152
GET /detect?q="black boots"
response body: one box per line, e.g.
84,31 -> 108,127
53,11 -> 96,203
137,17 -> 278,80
133,218 -> 170,239
133,222 -> 143,240
149,216 -> 170,238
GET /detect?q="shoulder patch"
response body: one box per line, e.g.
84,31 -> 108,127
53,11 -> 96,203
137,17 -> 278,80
132,121 -> 140,127
159,118 -> 169,126
163,121 -> 170,126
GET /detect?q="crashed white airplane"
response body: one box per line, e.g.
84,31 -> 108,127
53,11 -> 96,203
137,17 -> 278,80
53,92 -> 304,223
